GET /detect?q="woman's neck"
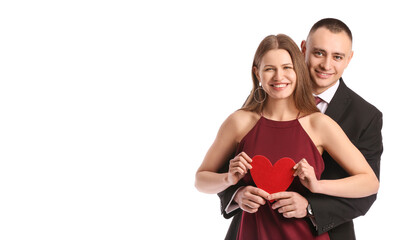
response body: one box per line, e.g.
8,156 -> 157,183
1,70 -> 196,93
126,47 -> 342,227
262,98 -> 299,121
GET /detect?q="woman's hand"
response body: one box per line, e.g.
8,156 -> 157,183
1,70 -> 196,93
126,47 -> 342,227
293,158 -> 320,193
227,152 -> 253,185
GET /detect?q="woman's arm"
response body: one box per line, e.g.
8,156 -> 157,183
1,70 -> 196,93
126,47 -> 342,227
195,111 -> 254,194
295,114 -> 379,198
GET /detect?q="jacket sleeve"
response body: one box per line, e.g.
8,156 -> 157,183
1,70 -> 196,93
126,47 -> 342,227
308,111 -> 383,235
218,181 -> 246,219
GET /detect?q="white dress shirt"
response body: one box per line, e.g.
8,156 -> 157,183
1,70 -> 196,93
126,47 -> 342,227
314,80 -> 339,113
225,80 -> 340,214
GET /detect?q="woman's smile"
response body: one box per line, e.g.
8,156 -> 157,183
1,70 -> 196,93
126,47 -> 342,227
270,83 -> 290,90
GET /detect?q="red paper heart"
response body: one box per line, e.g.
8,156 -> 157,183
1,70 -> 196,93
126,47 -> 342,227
250,155 -> 296,194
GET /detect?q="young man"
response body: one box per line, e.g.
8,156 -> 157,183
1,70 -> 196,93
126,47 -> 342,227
218,18 -> 383,240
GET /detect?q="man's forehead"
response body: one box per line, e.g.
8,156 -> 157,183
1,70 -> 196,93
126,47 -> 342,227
307,29 -> 352,52
309,27 -> 352,41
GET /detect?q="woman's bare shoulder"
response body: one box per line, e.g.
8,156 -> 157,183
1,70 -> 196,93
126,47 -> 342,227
304,112 -> 334,126
225,109 -> 259,127
302,112 -> 342,139
230,109 -> 259,120
223,109 -> 260,141
299,112 -> 334,133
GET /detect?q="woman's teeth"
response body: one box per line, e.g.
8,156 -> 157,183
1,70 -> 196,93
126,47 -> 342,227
273,84 -> 287,88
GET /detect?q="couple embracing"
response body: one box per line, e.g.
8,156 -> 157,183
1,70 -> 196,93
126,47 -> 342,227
196,18 -> 383,240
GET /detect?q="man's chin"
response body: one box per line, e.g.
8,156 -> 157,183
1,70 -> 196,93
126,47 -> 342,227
313,78 -> 337,92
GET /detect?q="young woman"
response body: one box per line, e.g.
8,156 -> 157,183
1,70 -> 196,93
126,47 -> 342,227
195,34 -> 379,239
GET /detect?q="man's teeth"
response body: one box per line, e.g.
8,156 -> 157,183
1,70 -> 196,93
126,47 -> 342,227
317,71 -> 331,76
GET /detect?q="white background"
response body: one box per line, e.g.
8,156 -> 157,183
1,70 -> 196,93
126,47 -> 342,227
1,0 -> 399,239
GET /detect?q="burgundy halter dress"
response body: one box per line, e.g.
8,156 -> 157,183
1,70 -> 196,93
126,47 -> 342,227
236,116 -> 330,240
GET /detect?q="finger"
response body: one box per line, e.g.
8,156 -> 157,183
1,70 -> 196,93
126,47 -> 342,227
294,162 -> 310,177
300,163 -> 309,170
242,199 -> 262,209
271,198 -> 292,210
298,172 -> 307,180
232,168 -> 245,176
294,161 -> 307,171
298,161 -> 307,170
232,155 -> 244,163
293,167 -> 301,177
245,191 -> 267,205
230,162 -> 246,175
233,160 -> 248,173
268,191 -> 291,201
238,156 -> 252,170
249,187 -> 270,200
282,211 -> 296,218
231,158 -> 250,172
231,156 -> 251,172
231,156 -> 241,164
300,169 -> 310,178
293,162 -> 299,170
241,204 -> 259,213
239,187 -> 267,205
277,204 -> 296,214
240,152 -> 253,163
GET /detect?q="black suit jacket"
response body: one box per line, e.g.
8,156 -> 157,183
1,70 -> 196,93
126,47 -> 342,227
218,79 -> 383,240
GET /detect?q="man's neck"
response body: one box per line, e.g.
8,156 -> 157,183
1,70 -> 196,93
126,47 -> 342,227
313,80 -> 341,104
312,79 -> 340,95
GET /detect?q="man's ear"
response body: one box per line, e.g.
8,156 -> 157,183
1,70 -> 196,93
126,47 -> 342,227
300,40 -> 307,54
343,50 -> 354,69
347,50 -> 354,65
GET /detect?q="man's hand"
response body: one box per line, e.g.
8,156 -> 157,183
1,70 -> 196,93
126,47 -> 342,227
267,191 -> 308,218
234,186 -> 269,213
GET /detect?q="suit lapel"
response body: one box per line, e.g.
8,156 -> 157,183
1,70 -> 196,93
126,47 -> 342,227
325,79 -> 352,123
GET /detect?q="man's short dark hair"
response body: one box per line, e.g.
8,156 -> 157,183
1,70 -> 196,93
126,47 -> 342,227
309,18 -> 352,42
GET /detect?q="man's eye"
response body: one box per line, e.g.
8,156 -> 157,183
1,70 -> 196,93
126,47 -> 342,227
314,51 -> 323,56
334,56 -> 343,60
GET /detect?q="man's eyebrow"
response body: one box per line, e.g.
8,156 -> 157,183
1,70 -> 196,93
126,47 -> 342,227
334,52 -> 346,57
313,48 -> 346,56
312,48 -> 327,54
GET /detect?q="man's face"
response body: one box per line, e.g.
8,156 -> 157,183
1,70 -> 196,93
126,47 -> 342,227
301,27 -> 353,94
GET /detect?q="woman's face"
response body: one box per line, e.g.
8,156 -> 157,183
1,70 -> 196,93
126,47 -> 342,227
254,49 -> 297,100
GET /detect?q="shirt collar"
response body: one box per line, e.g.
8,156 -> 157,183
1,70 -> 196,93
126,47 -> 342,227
313,80 -> 340,104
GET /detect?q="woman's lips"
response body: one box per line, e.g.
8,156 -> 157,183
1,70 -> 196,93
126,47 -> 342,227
270,83 -> 289,90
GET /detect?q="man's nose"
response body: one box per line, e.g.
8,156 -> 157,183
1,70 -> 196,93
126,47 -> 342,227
320,57 -> 332,71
